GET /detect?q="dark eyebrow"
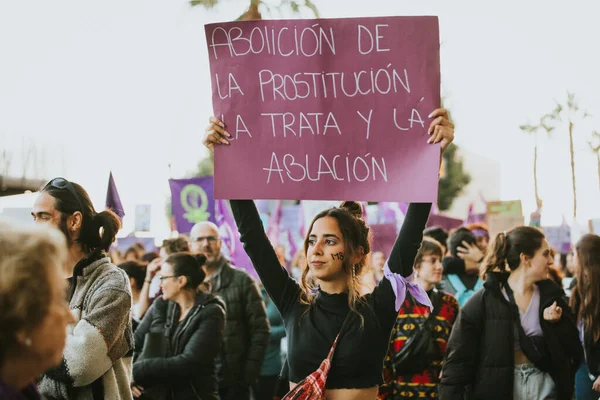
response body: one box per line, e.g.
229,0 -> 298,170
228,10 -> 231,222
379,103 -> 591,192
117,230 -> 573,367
308,234 -> 340,240
31,211 -> 52,217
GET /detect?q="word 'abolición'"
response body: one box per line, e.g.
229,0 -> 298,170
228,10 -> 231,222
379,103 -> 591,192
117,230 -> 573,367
263,152 -> 388,183
210,24 -> 336,59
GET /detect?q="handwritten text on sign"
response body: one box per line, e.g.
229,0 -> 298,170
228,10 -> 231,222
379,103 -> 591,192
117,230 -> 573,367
205,16 -> 440,201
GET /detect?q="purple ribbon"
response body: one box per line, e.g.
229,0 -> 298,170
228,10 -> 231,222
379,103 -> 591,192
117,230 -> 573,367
383,263 -> 433,312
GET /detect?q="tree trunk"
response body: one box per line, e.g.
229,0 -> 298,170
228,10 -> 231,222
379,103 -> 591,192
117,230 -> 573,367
533,142 -> 541,209
569,121 -> 577,218
241,0 -> 262,20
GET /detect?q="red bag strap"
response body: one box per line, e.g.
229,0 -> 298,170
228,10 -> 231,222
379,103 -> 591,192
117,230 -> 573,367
325,310 -> 353,363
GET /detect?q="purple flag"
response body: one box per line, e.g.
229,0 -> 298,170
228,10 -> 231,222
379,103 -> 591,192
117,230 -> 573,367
287,229 -> 299,264
255,200 -> 271,214
169,177 -> 215,234
378,202 -> 398,225
215,199 -> 258,279
267,200 -> 283,245
398,202 -> 409,215
106,172 -> 125,219
298,201 -> 306,237
377,202 -> 406,232
371,223 -> 397,256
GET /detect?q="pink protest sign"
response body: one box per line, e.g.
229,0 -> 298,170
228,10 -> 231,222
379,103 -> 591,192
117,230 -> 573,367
205,16 -> 440,201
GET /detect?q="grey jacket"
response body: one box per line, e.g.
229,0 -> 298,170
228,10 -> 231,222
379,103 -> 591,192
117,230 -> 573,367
39,252 -> 134,400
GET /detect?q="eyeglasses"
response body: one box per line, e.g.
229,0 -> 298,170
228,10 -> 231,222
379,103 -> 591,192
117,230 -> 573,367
43,177 -> 85,212
158,275 -> 180,282
193,236 -> 219,244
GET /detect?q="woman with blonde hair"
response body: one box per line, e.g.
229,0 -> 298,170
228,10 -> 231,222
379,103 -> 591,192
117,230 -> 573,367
203,108 -> 454,400
0,220 -> 75,399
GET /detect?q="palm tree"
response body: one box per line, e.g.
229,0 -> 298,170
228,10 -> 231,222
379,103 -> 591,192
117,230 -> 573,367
190,0 -> 320,20
546,92 -> 589,218
590,130 -> 600,191
519,115 -> 554,212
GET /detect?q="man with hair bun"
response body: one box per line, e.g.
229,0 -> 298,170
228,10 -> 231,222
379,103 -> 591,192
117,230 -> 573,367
32,177 -> 133,400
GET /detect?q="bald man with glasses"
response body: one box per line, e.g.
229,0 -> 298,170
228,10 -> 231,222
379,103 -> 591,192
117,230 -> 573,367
190,221 -> 270,400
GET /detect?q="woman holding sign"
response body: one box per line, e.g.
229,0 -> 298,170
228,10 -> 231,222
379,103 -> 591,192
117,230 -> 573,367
203,109 -> 453,400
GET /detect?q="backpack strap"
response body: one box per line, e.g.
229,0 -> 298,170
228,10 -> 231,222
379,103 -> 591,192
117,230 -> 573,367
163,301 -> 176,356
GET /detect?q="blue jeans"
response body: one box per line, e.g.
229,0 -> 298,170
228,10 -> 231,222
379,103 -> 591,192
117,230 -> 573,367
575,362 -> 600,400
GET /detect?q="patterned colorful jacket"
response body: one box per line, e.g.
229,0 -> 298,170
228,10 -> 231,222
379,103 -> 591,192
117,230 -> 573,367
378,291 -> 459,399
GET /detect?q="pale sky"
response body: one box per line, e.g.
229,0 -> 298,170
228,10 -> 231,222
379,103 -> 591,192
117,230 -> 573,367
1,0 -> 599,239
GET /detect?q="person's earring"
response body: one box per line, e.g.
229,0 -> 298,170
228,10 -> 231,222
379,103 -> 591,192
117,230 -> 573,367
24,337 -> 32,347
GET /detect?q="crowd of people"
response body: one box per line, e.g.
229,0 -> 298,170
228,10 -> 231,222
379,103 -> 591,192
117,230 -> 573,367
0,108 -> 598,400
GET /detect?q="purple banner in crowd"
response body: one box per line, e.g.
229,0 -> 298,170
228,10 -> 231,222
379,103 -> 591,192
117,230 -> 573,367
371,223 -> 398,257
426,213 -> 463,232
215,199 -> 258,279
169,177 -> 216,234
542,225 -> 572,253
114,237 -> 156,253
206,16 -> 441,202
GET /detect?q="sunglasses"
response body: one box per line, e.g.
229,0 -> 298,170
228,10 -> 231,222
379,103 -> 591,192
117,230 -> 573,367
43,177 -> 85,212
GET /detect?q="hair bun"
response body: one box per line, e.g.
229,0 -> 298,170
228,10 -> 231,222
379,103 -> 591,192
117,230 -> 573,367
339,201 -> 363,219
194,253 -> 207,267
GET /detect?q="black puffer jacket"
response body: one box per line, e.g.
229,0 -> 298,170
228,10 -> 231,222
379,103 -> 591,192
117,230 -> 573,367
210,259 -> 270,387
133,293 -> 226,400
439,272 -> 583,400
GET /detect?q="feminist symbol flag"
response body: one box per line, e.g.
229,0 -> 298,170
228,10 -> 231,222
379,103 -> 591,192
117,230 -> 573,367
169,177 -> 215,234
